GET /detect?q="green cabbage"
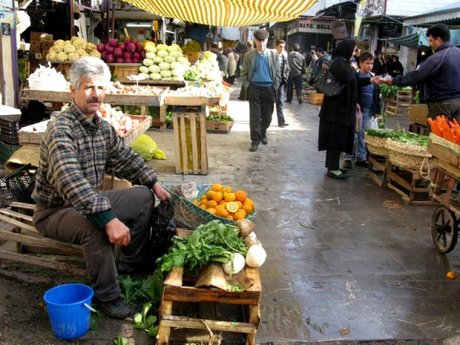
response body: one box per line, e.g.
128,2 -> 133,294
148,64 -> 161,73
150,73 -> 162,80
143,58 -> 153,66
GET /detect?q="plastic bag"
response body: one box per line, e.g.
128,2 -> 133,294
369,116 -> 379,130
130,134 -> 158,161
149,199 -> 176,259
355,109 -> 363,133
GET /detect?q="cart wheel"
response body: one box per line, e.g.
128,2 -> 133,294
431,206 -> 459,254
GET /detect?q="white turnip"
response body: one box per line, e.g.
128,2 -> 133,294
222,253 -> 246,275
245,244 -> 266,268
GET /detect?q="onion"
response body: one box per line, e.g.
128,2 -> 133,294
105,54 -> 114,63
113,48 -> 123,58
105,45 -> 114,54
126,42 -> 136,53
108,38 -> 118,47
96,43 -> 106,52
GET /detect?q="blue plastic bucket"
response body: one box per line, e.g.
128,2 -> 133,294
43,283 -> 94,340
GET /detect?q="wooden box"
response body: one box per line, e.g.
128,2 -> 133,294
206,120 -> 233,133
408,104 -> 428,126
172,111 -> 208,175
109,63 -> 142,81
308,92 -> 324,105
157,265 -> 261,345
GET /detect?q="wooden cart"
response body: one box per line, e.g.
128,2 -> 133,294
428,136 -> 460,253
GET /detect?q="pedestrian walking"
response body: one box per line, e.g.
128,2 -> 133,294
286,43 -> 306,105
275,40 -> 290,127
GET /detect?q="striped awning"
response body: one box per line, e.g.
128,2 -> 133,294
121,0 -> 317,26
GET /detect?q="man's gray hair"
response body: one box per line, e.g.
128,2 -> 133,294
69,57 -> 111,89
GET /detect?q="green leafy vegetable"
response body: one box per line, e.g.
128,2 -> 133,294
207,114 -> 234,123
366,128 -> 429,147
133,302 -> 158,336
156,220 -> 247,274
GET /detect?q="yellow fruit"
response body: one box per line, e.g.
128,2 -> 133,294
225,192 -> 236,202
212,183 -> 223,192
199,203 -> 207,210
207,200 -> 218,208
207,208 -> 216,215
223,186 -> 232,193
235,190 -> 247,202
192,200 -> 200,206
216,208 -> 229,218
233,209 -> 247,220
212,191 -> 223,202
216,204 -> 225,211
226,201 -> 239,213
243,203 -> 254,214
446,271 -> 457,280
236,201 -> 243,209
245,197 -> 254,206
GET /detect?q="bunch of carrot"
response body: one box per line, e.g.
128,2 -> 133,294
427,115 -> 460,145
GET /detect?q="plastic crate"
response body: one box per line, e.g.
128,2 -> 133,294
0,177 -> 14,208
0,119 -> 20,145
4,164 -> 36,204
0,140 -> 21,165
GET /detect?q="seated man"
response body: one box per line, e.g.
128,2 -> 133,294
32,56 -> 170,319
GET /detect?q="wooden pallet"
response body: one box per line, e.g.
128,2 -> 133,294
157,265 -> 262,345
368,153 -> 388,187
172,110 -> 208,175
409,123 -> 429,136
385,162 -> 433,205
0,202 -> 85,275
386,90 -> 412,116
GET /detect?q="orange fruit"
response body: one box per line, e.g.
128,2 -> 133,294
233,209 -> 247,220
235,190 -> 247,202
225,192 -> 236,202
226,201 -> 239,213
207,200 -> 218,208
192,200 -> 200,206
211,183 -> 223,192
446,271 -> 457,280
243,203 -> 254,214
215,208 -> 229,218
199,203 -> 207,210
227,215 -> 234,220
219,200 -> 227,205
207,208 -> 216,215
236,201 -> 243,209
206,190 -> 215,200
223,186 -> 233,193
244,197 -> 254,206
215,204 -> 225,211
212,191 -> 223,202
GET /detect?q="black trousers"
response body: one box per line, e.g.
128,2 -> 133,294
248,84 -> 275,143
325,149 -> 341,170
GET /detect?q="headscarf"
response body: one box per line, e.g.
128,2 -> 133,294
332,39 -> 355,60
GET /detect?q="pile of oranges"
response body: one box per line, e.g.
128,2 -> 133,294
192,183 -> 255,221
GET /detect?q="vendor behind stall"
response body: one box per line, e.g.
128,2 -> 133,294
32,56 -> 170,319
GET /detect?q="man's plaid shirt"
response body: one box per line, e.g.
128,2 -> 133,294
32,103 -> 157,215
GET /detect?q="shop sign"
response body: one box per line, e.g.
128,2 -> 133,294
0,0 -> 13,13
331,20 -> 348,40
363,0 -> 385,18
288,18 -> 332,35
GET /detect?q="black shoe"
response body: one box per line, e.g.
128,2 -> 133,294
286,100 -> 292,104
326,170 -> 350,180
343,159 -> 353,170
97,297 -> 133,319
261,137 -> 268,145
355,160 -> 369,168
249,143 -> 259,152
298,98 -> 303,104
279,123 -> 289,128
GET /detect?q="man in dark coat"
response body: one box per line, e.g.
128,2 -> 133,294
318,39 -> 380,179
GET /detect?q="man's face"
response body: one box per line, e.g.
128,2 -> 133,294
71,75 -> 106,117
276,43 -> 285,54
316,50 -> 323,57
255,38 -> 267,52
428,35 -> 443,51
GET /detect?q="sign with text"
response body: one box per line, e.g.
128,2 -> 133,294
288,18 -> 332,35
0,0 -> 13,13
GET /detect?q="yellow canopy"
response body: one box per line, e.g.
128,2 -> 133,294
122,0 -> 317,27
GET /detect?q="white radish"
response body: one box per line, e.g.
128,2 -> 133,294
222,253 -> 246,275
245,244 -> 267,268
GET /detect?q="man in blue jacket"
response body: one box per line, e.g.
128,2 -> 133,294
240,29 -> 281,152
388,24 -> 460,121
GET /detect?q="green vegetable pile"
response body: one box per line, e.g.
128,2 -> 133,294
183,69 -> 201,82
207,114 -> 234,123
379,85 -> 411,99
366,128 -> 429,147
156,220 -> 247,274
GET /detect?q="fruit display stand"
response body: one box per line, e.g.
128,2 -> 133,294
157,229 -> 262,345
164,96 -> 220,175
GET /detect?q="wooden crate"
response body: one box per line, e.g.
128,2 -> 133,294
368,153 -> 388,187
172,111 -> 208,175
308,92 -> 324,105
386,90 -> 412,116
409,123 -> 429,136
157,265 -> 262,345
109,63 -> 142,81
206,120 -> 233,134
385,162 -> 433,205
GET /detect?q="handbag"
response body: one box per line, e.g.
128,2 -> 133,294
313,68 -> 344,97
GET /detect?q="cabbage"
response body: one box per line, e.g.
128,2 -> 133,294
177,57 -> 189,65
160,70 -> 172,78
169,44 -> 181,51
157,50 -> 168,58
203,51 -> 217,61
170,62 -> 181,70
143,58 -> 153,66
146,52 -> 156,60
148,64 -> 161,73
144,44 -> 156,53
170,51 -> 183,59
149,73 -> 162,80
137,73 -> 150,80
153,56 -> 163,64
156,44 -> 168,51
163,56 -> 175,64
159,62 -> 170,70
139,65 -> 149,74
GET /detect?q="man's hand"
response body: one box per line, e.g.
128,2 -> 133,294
105,218 -> 131,246
152,182 -> 171,202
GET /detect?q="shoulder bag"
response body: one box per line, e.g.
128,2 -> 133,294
313,67 -> 345,97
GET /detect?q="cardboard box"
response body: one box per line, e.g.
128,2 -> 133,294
103,175 -> 132,191
30,41 -> 42,53
408,104 -> 428,126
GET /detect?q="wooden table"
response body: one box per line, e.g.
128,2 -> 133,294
21,88 -> 169,129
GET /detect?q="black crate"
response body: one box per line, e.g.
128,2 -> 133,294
0,177 -> 14,208
0,119 -> 20,145
4,164 -> 36,204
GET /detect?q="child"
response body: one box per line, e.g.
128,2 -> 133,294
344,51 -> 381,168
